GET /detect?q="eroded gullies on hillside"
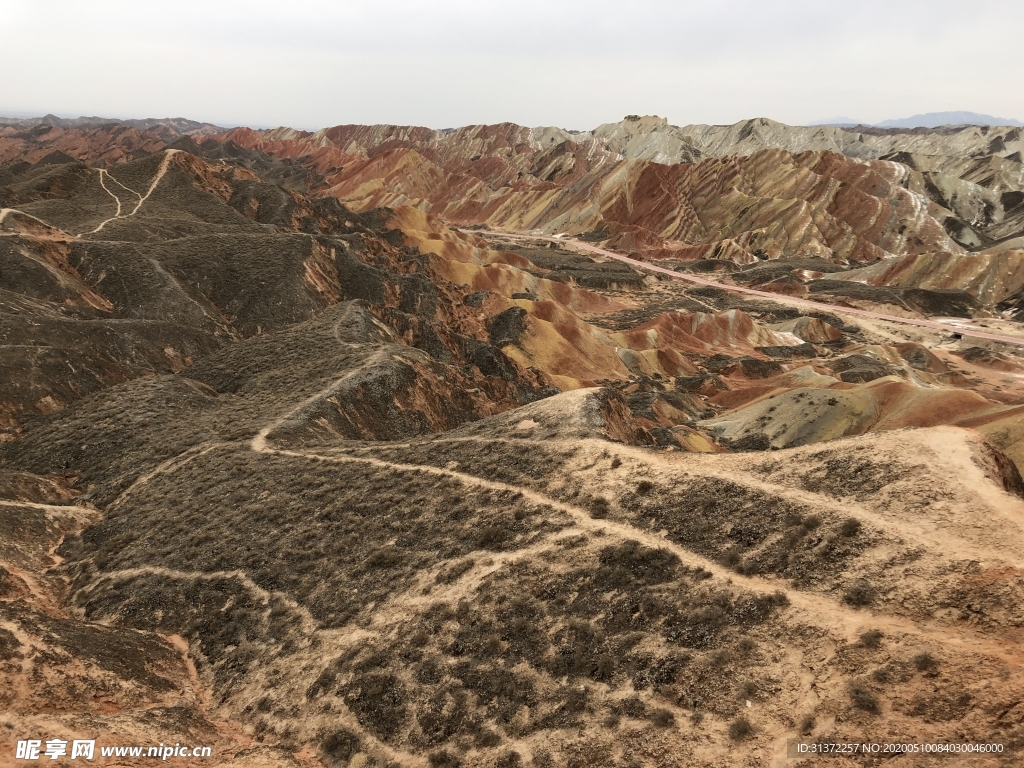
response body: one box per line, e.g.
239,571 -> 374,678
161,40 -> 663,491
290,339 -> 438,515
472,235 -> 1024,471
2,131 -> 1024,766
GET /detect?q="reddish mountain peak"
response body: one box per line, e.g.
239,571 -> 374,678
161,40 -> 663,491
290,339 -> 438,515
218,126 -> 265,147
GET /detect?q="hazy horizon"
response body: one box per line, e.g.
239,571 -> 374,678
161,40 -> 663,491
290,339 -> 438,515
2,109 -> 1023,134
2,0 -> 1022,131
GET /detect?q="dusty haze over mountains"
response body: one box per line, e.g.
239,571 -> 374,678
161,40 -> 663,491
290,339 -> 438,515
2,0 -> 1023,129
3,2 -> 1024,767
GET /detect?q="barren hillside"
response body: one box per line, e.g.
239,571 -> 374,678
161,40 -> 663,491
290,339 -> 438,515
1,121 -> 1023,766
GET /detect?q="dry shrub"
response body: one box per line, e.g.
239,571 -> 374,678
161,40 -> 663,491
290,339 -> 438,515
728,715 -> 753,740
850,682 -> 879,714
428,750 -> 461,768
650,708 -> 675,727
859,629 -> 882,648
840,517 -> 862,537
844,579 -> 876,607
319,729 -> 360,766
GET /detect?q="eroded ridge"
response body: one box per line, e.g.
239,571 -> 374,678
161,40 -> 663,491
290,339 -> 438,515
1,123 -> 1023,768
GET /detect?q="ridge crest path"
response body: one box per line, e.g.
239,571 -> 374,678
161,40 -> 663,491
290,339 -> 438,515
85,149 -> 178,235
0,150 -> 179,238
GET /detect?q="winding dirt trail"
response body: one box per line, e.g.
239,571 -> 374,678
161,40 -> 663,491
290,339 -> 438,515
103,168 -> 143,206
59,346 -> 1019,764
1,152 -> 178,239
0,498 -> 96,515
477,229 -> 1024,348
0,207 -> 63,234
333,434 -> 1024,567
251,439 -> 1019,662
94,169 -> 122,219
129,150 -> 177,216
84,149 -> 178,235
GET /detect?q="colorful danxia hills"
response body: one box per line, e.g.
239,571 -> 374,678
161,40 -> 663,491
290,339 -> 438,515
3,24 -> 1024,768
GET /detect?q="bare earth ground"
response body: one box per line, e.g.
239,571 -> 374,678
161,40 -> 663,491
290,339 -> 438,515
1,136 -> 1024,767
7,383 -> 1022,766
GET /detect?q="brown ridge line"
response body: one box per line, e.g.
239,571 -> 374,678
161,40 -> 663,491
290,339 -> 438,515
476,229 -> 1024,348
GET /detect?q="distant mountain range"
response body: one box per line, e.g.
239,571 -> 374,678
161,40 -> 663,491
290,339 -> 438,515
5,111 -> 1023,140
810,111 -> 1023,128
0,113 -> 228,137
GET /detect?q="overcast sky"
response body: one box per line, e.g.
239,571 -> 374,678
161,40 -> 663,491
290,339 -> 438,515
2,0 -> 1022,130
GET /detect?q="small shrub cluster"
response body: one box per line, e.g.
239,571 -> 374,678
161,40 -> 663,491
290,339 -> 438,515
728,715 -> 754,740
844,579 -> 876,607
859,629 -> 883,648
649,708 -> 675,727
319,729 -> 360,766
849,682 -> 880,714
617,474 -> 869,586
840,517 -> 862,537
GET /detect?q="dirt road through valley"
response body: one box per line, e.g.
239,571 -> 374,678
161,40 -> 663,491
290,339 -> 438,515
477,229 -> 1024,348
